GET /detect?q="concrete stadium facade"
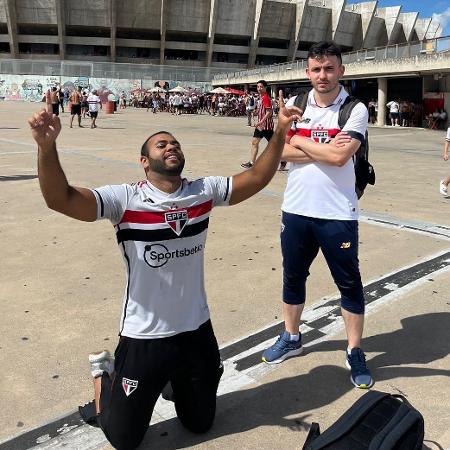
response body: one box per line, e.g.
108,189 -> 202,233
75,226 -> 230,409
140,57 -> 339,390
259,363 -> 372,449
0,0 -> 443,70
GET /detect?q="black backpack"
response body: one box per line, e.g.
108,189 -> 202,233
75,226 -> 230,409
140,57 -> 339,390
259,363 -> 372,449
294,93 -> 375,198
302,390 -> 424,450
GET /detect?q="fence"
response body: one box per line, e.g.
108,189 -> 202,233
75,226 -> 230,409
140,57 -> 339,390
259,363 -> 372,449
212,35 -> 450,83
0,59 -> 236,83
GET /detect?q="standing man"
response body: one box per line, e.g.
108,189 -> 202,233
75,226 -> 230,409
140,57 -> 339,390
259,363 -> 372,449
58,85 -> 65,113
439,127 -> 450,197
28,92 -> 300,450
245,92 -> 256,127
69,87 -> 83,128
50,87 -> 60,116
87,90 -> 102,129
261,41 -> 373,389
386,99 -> 400,126
241,80 -> 274,169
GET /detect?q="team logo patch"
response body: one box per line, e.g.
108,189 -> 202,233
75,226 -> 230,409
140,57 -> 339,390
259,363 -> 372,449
165,210 -> 188,236
122,377 -> 138,397
312,129 -> 329,143
340,242 -> 351,249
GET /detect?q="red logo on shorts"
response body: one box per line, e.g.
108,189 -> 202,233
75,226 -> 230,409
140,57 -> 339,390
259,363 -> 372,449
122,377 -> 138,397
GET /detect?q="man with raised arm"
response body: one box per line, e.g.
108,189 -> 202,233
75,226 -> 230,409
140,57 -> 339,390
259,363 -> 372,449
28,90 -> 300,450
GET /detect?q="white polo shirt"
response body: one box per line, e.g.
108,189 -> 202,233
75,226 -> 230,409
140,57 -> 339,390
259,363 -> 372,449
284,87 -> 368,220
91,177 -> 232,339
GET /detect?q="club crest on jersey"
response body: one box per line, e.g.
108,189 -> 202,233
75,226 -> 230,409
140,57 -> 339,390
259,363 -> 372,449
312,129 -> 329,143
165,210 -> 188,236
122,378 -> 138,397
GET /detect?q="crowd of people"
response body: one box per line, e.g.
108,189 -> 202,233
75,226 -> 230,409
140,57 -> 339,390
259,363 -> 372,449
125,90 -> 262,117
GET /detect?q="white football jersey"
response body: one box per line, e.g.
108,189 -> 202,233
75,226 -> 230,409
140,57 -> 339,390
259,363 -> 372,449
91,177 -> 232,339
284,87 -> 368,220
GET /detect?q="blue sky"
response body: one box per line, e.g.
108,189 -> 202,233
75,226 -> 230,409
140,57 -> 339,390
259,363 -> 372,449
348,0 -> 450,36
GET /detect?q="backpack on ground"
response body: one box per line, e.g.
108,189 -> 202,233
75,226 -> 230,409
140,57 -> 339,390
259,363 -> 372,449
301,390 -> 424,450
293,93 -> 375,198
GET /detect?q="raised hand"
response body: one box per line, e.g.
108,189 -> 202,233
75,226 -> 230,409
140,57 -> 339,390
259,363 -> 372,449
277,90 -> 301,130
28,90 -> 61,148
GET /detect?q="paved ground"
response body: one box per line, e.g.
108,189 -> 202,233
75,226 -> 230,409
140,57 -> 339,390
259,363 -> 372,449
0,102 -> 449,450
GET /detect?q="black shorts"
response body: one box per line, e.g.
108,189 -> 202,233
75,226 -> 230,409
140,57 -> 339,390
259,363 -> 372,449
390,112 -> 399,119
98,320 -> 223,449
281,212 -> 365,314
81,101 -> 88,108
89,111 -> 98,118
71,104 -> 81,116
52,103 -> 59,116
253,128 -> 274,141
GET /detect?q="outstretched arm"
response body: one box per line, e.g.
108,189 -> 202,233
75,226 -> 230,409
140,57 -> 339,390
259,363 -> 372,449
229,91 -> 301,205
29,91 -> 97,221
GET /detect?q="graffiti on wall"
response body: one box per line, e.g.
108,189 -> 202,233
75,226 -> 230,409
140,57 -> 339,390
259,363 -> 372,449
0,74 -> 212,101
0,75 -> 60,101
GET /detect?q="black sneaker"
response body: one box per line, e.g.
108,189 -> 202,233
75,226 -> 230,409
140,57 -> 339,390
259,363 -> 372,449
346,348 -> 374,389
78,400 -> 99,427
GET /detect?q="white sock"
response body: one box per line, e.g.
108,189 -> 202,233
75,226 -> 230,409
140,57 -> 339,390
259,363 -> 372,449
289,334 -> 300,341
347,347 -> 352,355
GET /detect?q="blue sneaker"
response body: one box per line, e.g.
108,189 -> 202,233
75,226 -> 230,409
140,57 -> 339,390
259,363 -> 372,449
262,331 -> 303,364
345,348 -> 374,389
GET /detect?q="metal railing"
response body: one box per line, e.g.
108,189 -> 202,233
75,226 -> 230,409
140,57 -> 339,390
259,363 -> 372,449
0,59 -> 237,82
212,35 -> 450,83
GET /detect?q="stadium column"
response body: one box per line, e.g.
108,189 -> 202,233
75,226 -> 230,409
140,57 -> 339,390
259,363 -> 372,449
397,12 -> 418,43
360,1 -> 377,50
385,6 -> 402,45
206,0 -> 218,67
56,0 -> 66,60
110,0 -> 117,62
5,0 -> 18,58
414,18 -> 432,41
271,84 -> 277,100
287,0 -> 307,62
331,0 -> 345,42
377,77 -> 387,127
160,0 -> 168,65
248,0 -> 263,68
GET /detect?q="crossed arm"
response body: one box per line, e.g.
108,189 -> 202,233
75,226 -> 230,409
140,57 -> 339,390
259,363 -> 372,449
281,132 -> 361,166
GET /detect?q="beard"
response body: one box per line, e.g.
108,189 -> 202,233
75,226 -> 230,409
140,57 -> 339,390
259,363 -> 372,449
313,81 -> 339,94
149,155 -> 185,176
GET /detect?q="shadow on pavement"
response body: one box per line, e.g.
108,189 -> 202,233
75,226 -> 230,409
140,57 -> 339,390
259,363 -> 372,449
138,312 -> 450,449
0,174 -> 38,182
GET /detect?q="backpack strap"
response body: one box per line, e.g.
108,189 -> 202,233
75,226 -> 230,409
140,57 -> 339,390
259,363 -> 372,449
304,391 -> 389,450
338,95 -> 360,129
294,92 -> 308,114
371,403 -> 424,450
302,423 -> 321,450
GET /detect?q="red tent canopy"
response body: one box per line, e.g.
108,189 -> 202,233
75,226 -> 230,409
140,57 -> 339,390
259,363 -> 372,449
225,87 -> 246,96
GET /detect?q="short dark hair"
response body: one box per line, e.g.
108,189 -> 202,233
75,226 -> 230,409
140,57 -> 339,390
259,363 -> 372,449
256,79 -> 271,96
308,41 -> 342,65
141,131 -> 174,156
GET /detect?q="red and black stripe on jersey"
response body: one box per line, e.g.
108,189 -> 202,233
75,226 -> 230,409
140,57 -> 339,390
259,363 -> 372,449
115,199 -> 213,244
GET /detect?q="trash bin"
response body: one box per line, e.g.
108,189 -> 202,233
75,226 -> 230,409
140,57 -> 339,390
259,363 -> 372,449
105,93 -> 116,114
105,101 -> 115,114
